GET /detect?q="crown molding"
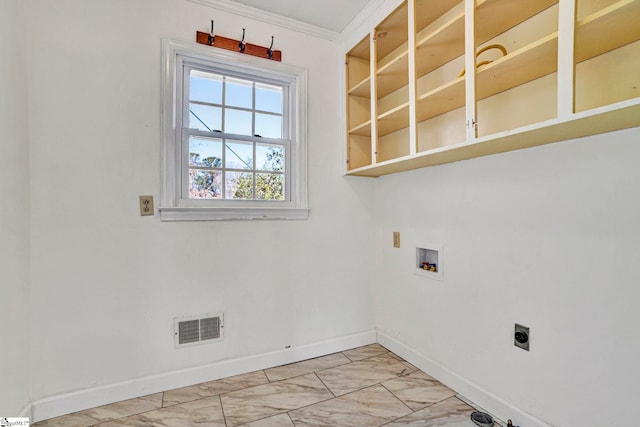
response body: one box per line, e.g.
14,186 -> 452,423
341,0 -> 388,37
186,0 -> 341,41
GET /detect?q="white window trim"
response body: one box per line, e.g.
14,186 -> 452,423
160,39 -> 309,221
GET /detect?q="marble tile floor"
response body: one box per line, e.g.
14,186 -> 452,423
33,344 -> 502,427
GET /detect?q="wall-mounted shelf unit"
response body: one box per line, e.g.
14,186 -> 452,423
344,0 -> 640,177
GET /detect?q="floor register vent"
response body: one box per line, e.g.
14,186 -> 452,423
174,313 -> 224,348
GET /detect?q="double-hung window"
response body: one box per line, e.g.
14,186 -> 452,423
160,40 -> 308,221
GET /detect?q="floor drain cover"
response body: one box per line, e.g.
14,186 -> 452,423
470,411 -> 494,427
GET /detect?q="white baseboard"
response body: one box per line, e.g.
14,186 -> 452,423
19,403 -> 32,419
377,331 -> 551,427
30,330 -> 551,426
31,330 -> 376,423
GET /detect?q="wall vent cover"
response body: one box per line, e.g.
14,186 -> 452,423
174,313 -> 223,348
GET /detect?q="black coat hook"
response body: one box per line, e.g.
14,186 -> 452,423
238,28 -> 246,52
208,20 -> 215,45
267,36 -> 275,59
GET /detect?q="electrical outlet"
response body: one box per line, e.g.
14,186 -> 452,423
514,324 -> 530,351
139,195 -> 154,216
393,232 -> 400,248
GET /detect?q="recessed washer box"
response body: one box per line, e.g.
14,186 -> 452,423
415,244 -> 443,280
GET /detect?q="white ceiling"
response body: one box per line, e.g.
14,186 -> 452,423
226,0 -> 372,33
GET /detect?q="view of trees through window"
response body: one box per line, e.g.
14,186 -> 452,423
188,141 -> 284,200
186,70 -> 286,201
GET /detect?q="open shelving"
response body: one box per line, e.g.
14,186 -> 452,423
475,1 -> 559,137
575,0 -> 640,60
375,1 -> 410,162
346,34 -> 372,170
414,0 -> 466,151
574,0 -> 640,112
415,2 -> 465,78
345,0 -> 640,177
416,33 -> 558,122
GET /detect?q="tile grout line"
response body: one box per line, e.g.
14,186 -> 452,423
312,372 -> 337,398
229,363 -> 370,424
264,356 -> 352,383
287,411 -> 296,426
264,351 -> 352,381
220,373 -> 336,426
265,352 -> 353,382
90,405 -> 165,426
379,382 -> 416,414
159,371 -> 272,409
274,375 -> 358,420
377,394 -> 473,427
290,382 -> 414,427
311,353 -> 414,398
82,394 -> 167,426
286,384 -> 368,424
218,394 -> 229,427
341,348 -> 390,363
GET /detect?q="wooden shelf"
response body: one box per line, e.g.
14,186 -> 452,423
415,0 -> 462,34
415,5 -> 465,77
348,100 -> 640,177
374,1 -> 408,103
349,38 -> 370,61
476,33 -> 558,99
347,133 -> 372,171
377,51 -> 408,98
475,0 -> 557,45
415,0 -> 557,78
349,77 -> 371,98
416,78 -> 465,123
415,32 -> 558,123
375,2 -> 408,60
349,120 -> 372,137
377,103 -> 410,136
575,0 -> 640,62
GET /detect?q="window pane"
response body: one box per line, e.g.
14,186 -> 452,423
190,71 -> 223,104
225,140 -> 253,170
189,103 -> 221,132
256,144 -> 284,172
226,172 -> 253,199
189,170 -> 222,199
256,83 -> 283,113
255,113 -> 283,139
189,137 -> 222,168
224,108 -> 252,135
256,173 -> 284,200
226,77 -> 252,109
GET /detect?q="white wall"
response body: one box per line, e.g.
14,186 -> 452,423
24,0 -> 375,404
373,127 -> 640,427
0,0 -> 31,416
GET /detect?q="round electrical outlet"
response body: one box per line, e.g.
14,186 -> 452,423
515,331 -> 528,344
514,324 -> 530,351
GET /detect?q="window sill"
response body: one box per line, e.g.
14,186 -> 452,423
158,206 -> 310,221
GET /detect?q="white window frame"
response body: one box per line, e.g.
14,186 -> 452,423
160,39 -> 309,221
